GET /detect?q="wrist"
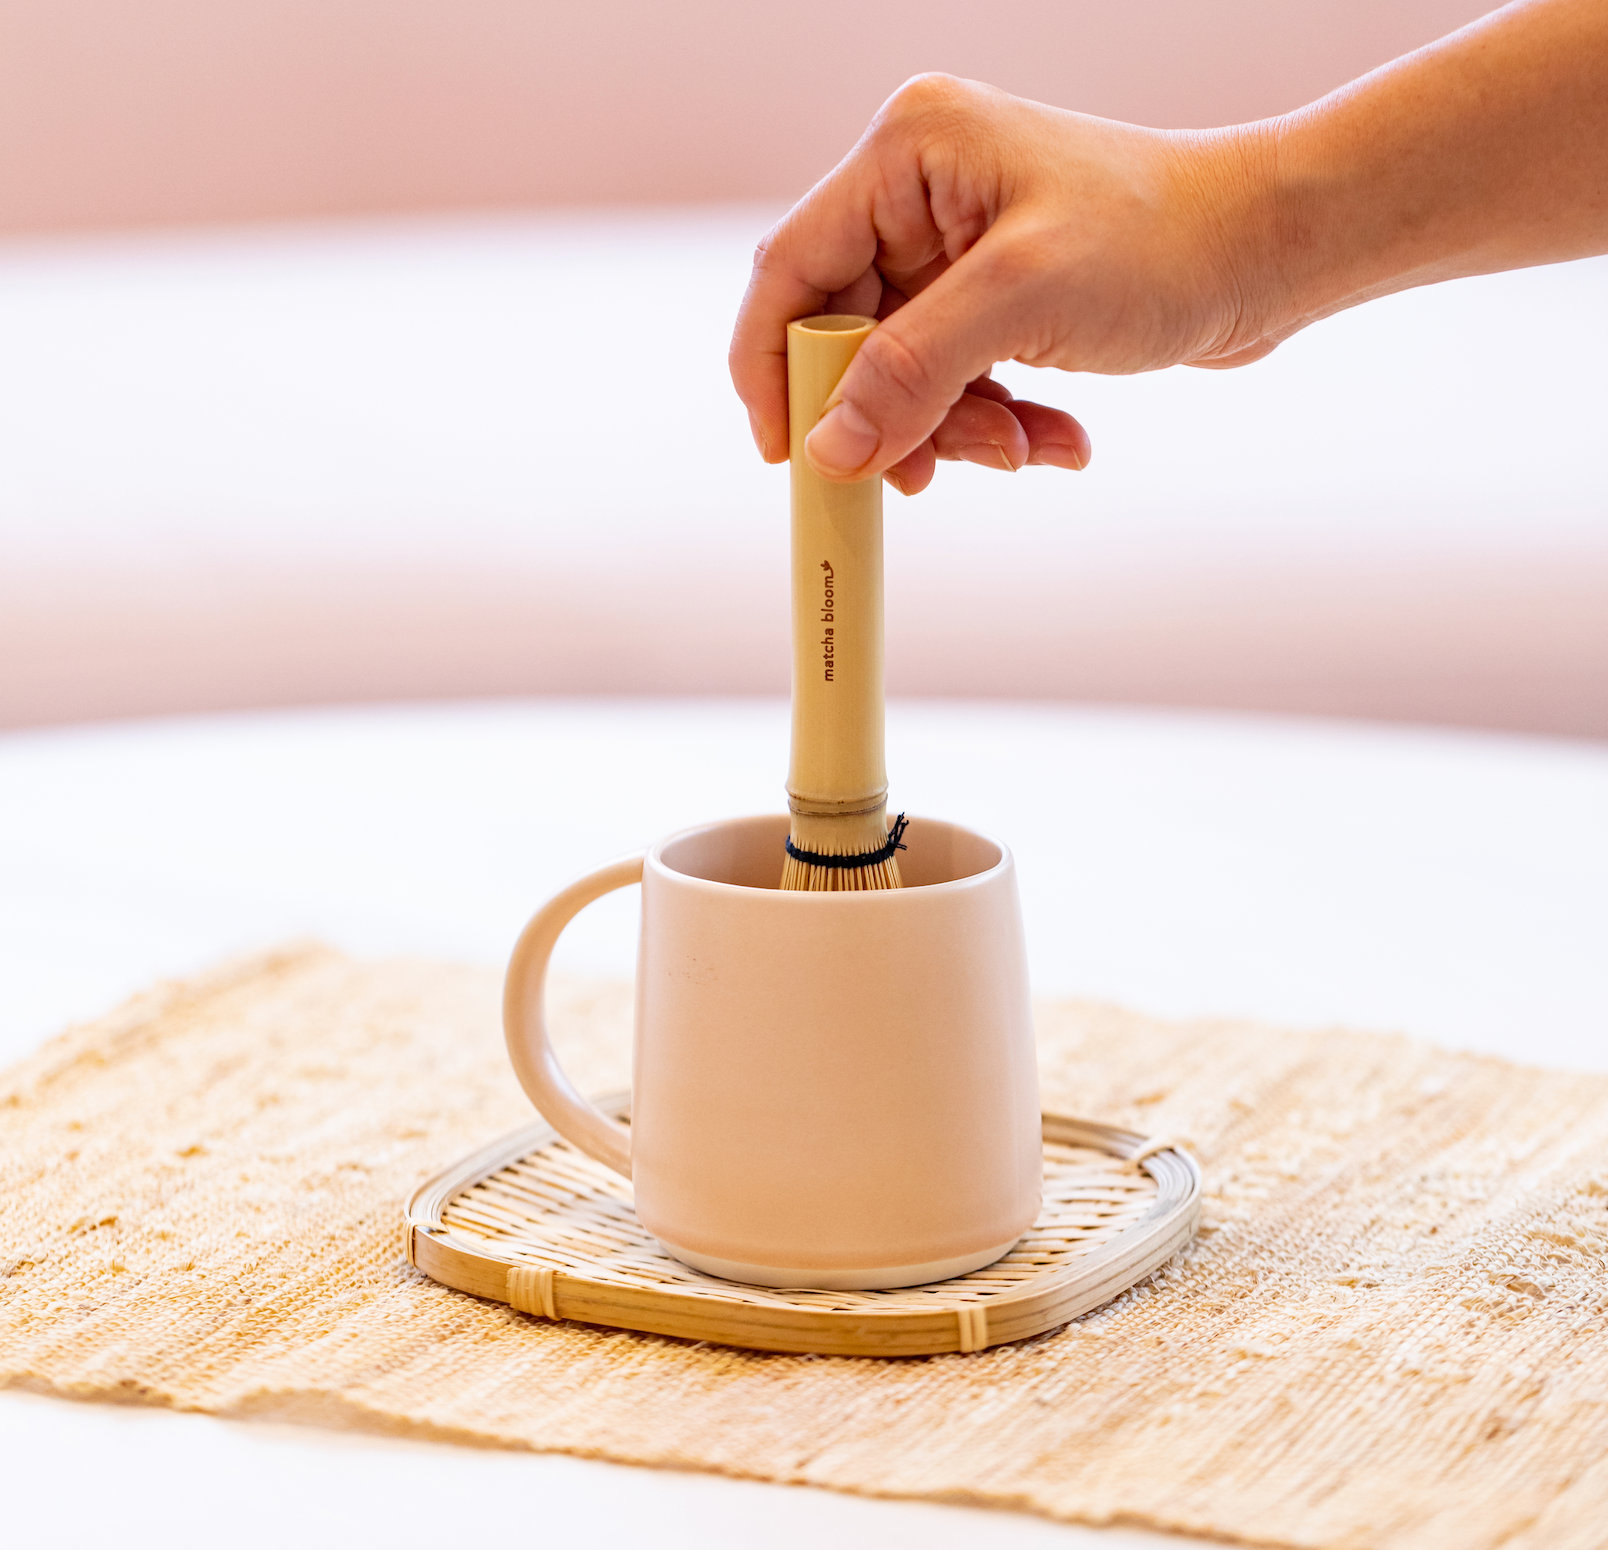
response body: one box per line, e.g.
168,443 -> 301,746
1257,104 -> 1387,332
1165,122 -> 1298,361
1177,108 -> 1397,357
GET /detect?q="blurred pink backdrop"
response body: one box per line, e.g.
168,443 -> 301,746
1,0 -> 1488,234
4,0 -> 1603,743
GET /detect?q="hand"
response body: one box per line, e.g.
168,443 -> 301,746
729,74 -> 1276,493
732,2 -> 1608,495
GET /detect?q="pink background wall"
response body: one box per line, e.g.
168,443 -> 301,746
0,0 -> 1491,235
10,0 -> 1600,744
5,550 -> 1602,736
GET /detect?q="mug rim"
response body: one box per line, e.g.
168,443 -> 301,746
646,812 -> 1010,897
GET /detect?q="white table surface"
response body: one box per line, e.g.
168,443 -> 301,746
4,698 -> 1606,1547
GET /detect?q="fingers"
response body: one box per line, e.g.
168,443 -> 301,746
930,388 -> 1030,470
885,441 -> 937,496
728,241 -> 836,465
728,222 -> 874,465
963,373 -> 1015,405
879,385 -> 1092,494
824,269 -> 888,319
729,74 -> 1089,487
800,233 -> 1044,480
1006,399 -> 1091,469
939,374 -> 1089,472
728,136 -> 950,464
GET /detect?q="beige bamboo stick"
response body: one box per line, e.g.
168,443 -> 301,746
780,315 -> 902,892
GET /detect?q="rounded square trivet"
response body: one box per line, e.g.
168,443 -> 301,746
404,1094 -> 1201,1357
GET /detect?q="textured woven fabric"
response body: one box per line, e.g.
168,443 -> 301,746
4,945 -> 1607,1547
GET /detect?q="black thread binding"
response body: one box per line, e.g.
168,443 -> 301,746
785,812 -> 910,870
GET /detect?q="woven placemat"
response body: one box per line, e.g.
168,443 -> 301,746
3,945 -> 1607,1549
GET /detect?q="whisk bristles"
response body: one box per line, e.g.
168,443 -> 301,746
780,808 -> 906,892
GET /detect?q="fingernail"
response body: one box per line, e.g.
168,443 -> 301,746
966,442 -> 1021,472
1029,444 -> 1088,471
805,400 -> 879,476
747,409 -> 771,461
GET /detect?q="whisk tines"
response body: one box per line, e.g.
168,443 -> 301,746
780,810 -> 908,893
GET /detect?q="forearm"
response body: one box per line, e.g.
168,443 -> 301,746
1256,0 -> 1608,331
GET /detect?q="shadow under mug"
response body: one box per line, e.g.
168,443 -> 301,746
503,813 -> 1042,1290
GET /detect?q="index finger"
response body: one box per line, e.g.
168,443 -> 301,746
728,134 -> 946,462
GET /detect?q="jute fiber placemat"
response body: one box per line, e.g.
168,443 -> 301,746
4,946 -> 1608,1548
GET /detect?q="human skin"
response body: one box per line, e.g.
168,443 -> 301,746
728,0 -> 1608,495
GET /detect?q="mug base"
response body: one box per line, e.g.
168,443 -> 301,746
655,1235 -> 1022,1291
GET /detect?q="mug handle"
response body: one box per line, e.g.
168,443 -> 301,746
502,852 -> 645,1179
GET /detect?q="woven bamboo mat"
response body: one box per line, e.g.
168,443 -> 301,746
4,945 -> 1607,1549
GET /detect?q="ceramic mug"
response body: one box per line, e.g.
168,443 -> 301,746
503,813 -> 1041,1290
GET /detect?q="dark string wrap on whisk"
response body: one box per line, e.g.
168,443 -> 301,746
784,813 -> 910,870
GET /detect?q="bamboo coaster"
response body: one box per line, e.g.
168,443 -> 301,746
405,1096 -> 1200,1357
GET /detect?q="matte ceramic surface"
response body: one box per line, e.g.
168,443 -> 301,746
657,1236 -> 1025,1292
503,814 -> 1042,1289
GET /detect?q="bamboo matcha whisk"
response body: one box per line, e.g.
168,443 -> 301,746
780,315 -> 906,892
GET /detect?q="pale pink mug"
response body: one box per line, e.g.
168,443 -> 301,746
503,813 -> 1041,1290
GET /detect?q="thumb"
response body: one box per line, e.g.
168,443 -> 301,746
803,243 -> 1027,479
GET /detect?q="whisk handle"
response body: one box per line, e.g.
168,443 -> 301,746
786,314 -> 888,816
